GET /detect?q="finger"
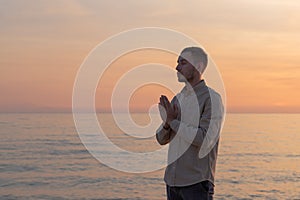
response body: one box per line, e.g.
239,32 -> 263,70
159,101 -> 165,107
160,98 -> 165,108
162,96 -> 170,106
162,96 -> 168,108
159,96 -> 165,107
174,104 -> 178,114
166,102 -> 172,113
166,100 -> 171,109
174,103 -> 178,110
162,95 -> 170,104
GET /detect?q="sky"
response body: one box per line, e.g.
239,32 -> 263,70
1,0 -> 300,113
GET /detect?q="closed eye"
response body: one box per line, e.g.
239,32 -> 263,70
178,59 -> 188,65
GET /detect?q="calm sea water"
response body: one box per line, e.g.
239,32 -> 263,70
0,113 -> 299,200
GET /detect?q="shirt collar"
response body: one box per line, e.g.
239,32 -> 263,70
182,79 -> 207,96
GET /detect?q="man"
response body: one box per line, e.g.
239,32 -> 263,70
156,47 -> 224,200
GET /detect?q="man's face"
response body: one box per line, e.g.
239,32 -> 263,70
176,51 -> 197,83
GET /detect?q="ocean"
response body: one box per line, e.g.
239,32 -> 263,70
1,113 -> 299,200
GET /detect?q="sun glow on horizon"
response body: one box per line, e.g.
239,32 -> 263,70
1,1 -> 300,113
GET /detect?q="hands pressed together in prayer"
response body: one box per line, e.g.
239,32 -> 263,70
158,95 -> 178,129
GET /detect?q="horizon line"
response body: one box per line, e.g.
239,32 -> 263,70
1,111 -> 300,114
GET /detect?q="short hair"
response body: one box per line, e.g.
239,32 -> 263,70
181,47 -> 208,73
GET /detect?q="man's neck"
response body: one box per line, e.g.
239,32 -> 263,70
186,78 -> 203,88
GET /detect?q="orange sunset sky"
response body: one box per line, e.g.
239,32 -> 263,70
1,1 -> 300,113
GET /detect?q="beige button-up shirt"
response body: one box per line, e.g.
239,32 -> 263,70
156,80 -> 224,187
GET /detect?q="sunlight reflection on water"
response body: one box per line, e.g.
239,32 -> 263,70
0,113 -> 299,199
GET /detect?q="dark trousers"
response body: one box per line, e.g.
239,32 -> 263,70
166,181 -> 214,200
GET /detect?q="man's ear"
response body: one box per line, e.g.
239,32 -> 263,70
196,62 -> 204,74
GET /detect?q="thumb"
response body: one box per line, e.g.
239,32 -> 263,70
173,104 -> 178,114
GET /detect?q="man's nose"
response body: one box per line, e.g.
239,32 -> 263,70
176,64 -> 181,71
